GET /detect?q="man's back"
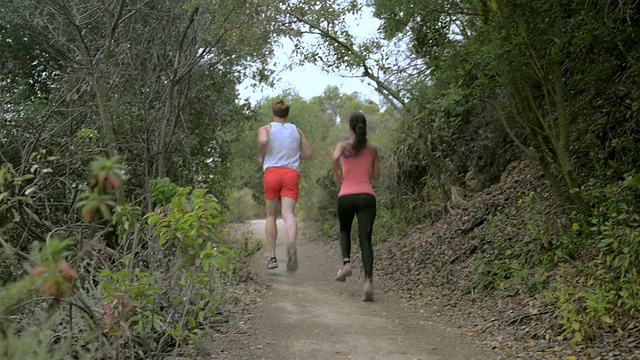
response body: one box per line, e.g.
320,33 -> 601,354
263,122 -> 301,171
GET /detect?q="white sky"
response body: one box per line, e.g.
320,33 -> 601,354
238,7 -> 382,105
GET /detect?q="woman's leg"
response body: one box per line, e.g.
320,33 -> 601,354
355,194 -> 377,281
337,196 -> 356,263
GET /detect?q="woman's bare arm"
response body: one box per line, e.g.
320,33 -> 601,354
332,142 -> 344,182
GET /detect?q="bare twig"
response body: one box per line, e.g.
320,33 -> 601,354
507,310 -> 553,325
127,224 -> 141,284
0,234 -> 31,260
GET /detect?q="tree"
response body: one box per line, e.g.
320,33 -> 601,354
2,0 -> 282,206
274,1 -> 453,206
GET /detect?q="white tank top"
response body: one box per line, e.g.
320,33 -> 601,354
263,122 -> 301,171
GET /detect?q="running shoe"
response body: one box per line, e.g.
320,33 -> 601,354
363,279 -> 374,302
267,257 -> 278,269
334,262 -> 353,282
286,244 -> 298,272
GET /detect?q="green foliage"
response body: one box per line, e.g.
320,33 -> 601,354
373,205 -> 407,244
112,204 -> 143,241
470,193 -> 556,293
75,156 -> 123,223
145,186 -> 233,273
0,155 -> 249,358
0,272 -> 38,316
1,0 -> 638,355
99,268 -> 163,337
225,188 -> 262,223
469,174 -> 640,344
140,185 -> 238,353
300,170 -> 338,233
1,0 -> 280,212
0,320 -> 100,360
0,238 -> 89,359
547,173 -> 640,342
150,178 -> 180,205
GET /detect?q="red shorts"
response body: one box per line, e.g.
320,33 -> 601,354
264,167 -> 300,201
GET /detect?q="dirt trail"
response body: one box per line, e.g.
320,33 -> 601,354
215,219 -> 496,360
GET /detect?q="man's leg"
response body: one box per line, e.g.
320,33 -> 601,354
265,199 -> 280,262
281,197 -> 298,272
263,168 -> 281,269
280,169 -> 300,272
280,197 -> 298,247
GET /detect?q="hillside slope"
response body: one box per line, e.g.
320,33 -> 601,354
371,160 -> 638,359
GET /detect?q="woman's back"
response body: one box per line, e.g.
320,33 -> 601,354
339,143 -> 375,197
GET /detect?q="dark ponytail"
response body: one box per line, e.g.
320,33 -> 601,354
349,112 -> 367,156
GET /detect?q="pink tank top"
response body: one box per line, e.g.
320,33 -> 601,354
339,144 -> 375,197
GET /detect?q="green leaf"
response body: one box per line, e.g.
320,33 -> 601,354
99,203 -> 112,220
598,237 -> 615,248
159,233 -> 169,247
13,174 -> 34,183
570,331 -> 583,347
148,215 -> 161,225
601,315 -> 614,324
146,286 -> 161,294
153,318 -> 164,331
187,316 -> 197,328
212,254 -> 229,272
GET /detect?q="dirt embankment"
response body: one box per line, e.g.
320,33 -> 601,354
372,160 -> 638,359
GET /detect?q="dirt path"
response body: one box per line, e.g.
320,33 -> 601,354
214,220 -> 496,360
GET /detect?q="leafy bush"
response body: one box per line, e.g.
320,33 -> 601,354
470,174 -> 640,346
548,173 -> 640,343
0,158 -> 255,359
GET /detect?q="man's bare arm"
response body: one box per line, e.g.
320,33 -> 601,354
258,125 -> 269,162
298,129 -> 312,160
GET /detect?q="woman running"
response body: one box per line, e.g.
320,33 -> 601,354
331,112 -> 380,301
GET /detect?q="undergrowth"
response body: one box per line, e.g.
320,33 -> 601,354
471,172 -> 640,348
0,159 -> 262,359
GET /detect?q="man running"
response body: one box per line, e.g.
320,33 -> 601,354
258,99 -> 312,272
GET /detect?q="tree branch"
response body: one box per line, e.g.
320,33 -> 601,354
0,234 -> 31,261
288,12 -> 407,107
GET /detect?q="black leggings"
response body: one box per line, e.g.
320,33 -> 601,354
337,194 -> 377,280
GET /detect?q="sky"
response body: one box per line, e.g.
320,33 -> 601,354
237,7 -> 382,105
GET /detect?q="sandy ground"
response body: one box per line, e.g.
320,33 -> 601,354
212,219 -> 496,360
